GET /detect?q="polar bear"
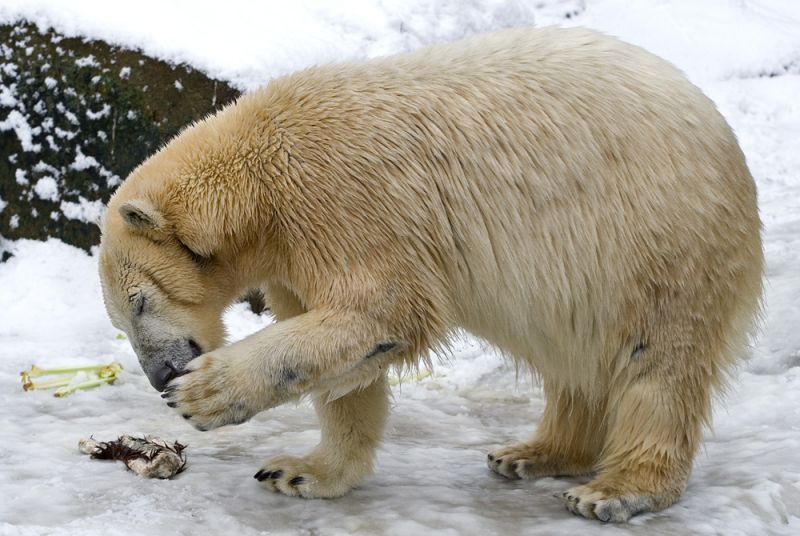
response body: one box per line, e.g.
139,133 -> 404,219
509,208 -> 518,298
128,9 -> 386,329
98,26 -> 763,522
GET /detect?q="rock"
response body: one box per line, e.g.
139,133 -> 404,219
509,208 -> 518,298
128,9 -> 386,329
0,22 -> 240,251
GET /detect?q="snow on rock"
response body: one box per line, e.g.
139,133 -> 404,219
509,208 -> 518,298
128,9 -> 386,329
31,175 -> 58,201
0,21 -> 239,250
0,108 -> 42,152
59,197 -> 104,224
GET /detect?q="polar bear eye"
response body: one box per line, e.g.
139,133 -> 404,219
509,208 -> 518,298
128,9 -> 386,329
176,239 -> 209,266
132,293 -> 145,316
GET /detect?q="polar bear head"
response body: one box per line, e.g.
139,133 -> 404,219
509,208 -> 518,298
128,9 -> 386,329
98,196 -> 228,391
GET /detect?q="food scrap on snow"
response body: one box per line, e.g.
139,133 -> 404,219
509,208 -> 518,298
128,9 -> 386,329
78,435 -> 187,479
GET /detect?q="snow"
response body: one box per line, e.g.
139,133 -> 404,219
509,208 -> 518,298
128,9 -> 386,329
0,0 -> 538,90
59,197 -> 104,224
69,148 -> 100,171
1,1 -> 800,535
0,109 -> 41,152
31,176 -> 58,202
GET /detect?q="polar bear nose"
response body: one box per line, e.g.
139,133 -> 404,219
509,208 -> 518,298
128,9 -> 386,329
151,361 -> 180,392
146,339 -> 203,391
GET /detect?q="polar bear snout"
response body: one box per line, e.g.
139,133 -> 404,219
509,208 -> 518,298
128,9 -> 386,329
143,338 -> 203,391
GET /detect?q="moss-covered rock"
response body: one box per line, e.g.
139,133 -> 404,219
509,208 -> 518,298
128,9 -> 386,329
0,22 -> 240,250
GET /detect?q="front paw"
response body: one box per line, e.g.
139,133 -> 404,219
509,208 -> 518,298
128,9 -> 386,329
162,352 -> 262,431
254,451 -> 366,498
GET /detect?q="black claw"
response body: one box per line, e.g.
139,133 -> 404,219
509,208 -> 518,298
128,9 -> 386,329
512,462 -> 519,471
487,454 -> 494,461
257,471 -> 273,481
196,425 -> 208,432
166,402 -> 177,408
182,414 -> 191,420
494,458 -> 501,465
254,470 -> 265,480
270,470 -> 283,479
160,392 -> 170,399
289,476 -> 304,486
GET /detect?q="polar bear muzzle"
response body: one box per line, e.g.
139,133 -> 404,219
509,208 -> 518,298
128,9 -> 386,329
135,336 -> 203,392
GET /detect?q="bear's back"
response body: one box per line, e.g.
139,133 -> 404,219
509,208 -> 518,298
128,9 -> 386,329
245,27 -> 762,389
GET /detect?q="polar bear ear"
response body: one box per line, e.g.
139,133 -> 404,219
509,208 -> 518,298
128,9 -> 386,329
118,199 -> 169,239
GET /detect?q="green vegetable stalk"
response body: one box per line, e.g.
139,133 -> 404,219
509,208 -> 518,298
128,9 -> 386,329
20,362 -> 123,397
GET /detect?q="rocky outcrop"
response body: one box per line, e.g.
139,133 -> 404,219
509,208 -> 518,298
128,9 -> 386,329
0,22 -> 240,250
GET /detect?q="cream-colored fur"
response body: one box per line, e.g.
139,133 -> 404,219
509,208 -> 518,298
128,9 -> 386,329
98,26 -> 763,522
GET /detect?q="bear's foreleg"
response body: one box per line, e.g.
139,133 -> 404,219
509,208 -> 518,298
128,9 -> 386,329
255,375 -> 389,497
164,307 -> 400,430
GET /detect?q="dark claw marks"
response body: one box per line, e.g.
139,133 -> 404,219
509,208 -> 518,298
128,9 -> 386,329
254,470 -> 275,481
162,385 -> 179,410
254,470 -> 271,481
254,469 -> 304,487
562,491 -> 580,507
254,469 -> 283,481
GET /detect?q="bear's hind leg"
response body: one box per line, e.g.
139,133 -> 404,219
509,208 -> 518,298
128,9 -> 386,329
256,374 -> 389,498
561,342 -> 711,522
488,383 -> 605,480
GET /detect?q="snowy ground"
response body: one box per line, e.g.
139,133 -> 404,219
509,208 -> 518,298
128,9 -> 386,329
1,1 -> 800,535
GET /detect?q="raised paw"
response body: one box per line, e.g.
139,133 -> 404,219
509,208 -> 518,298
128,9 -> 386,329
162,351 -> 273,431
254,452 -> 366,499
560,483 -> 654,522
